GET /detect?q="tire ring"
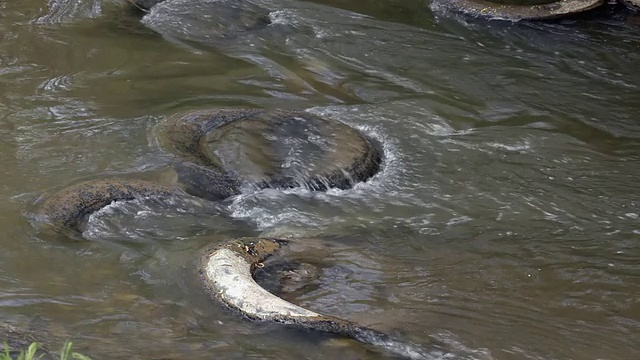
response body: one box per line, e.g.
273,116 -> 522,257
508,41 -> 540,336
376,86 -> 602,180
157,108 -> 382,198
445,0 -> 604,20
126,0 -> 272,39
36,169 -> 419,357
199,237 -> 432,359
40,178 -> 176,230
36,181 -> 432,357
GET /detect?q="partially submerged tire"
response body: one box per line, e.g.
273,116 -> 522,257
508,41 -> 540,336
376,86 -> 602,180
199,238 -> 431,359
445,0 -> 605,20
129,0 -> 272,40
40,179 -> 176,230
157,108 -> 382,196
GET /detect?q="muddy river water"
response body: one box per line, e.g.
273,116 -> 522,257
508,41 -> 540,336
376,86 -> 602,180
1,0 -> 639,359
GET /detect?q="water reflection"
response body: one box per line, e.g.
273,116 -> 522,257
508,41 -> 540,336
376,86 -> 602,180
1,0 -> 639,359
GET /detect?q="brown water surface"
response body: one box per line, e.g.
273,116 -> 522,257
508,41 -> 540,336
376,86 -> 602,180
1,0 -> 639,359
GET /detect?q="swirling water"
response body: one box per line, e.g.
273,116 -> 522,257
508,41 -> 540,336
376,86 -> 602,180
0,0 -> 638,359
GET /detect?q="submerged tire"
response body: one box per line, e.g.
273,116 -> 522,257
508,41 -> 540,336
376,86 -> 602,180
199,238 -> 431,359
40,179 -> 176,230
129,0 -> 272,40
157,108 -> 382,196
445,0 -> 605,20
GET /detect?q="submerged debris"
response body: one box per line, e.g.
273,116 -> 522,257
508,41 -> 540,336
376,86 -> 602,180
199,238 -> 439,360
157,108 -> 382,197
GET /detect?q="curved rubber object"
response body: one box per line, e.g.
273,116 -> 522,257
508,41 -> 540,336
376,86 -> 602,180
200,238 -> 432,360
40,178 -> 176,230
446,0 -> 605,20
158,108 -> 381,195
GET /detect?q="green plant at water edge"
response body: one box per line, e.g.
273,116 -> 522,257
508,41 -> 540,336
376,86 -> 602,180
1,342 -> 38,360
1,341 -> 91,360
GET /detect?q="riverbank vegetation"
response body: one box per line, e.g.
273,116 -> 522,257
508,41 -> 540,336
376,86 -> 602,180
1,341 -> 91,360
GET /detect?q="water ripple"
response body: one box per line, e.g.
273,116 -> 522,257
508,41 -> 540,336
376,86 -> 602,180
36,0 -> 103,24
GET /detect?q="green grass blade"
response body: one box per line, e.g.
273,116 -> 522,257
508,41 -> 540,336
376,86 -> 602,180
59,341 -> 73,360
3,342 -> 11,359
71,353 -> 91,360
25,342 -> 42,360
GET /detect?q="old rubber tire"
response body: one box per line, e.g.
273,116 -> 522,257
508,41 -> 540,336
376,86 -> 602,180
444,0 -> 605,20
198,237 -> 431,359
129,0 -> 272,40
157,108 -> 382,196
40,179 -> 176,230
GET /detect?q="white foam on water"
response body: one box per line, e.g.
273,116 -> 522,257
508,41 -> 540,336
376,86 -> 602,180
36,0 -> 103,24
227,115 -> 406,234
487,140 -> 532,152
308,106 -> 406,195
268,9 -> 303,27
82,194 -> 231,242
228,187 -> 324,231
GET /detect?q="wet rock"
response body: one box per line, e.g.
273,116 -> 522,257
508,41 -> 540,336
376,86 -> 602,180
445,0 -> 605,20
157,108 -> 382,198
40,178 -> 177,230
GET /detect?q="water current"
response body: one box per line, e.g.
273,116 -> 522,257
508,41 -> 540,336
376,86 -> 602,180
0,0 -> 638,359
